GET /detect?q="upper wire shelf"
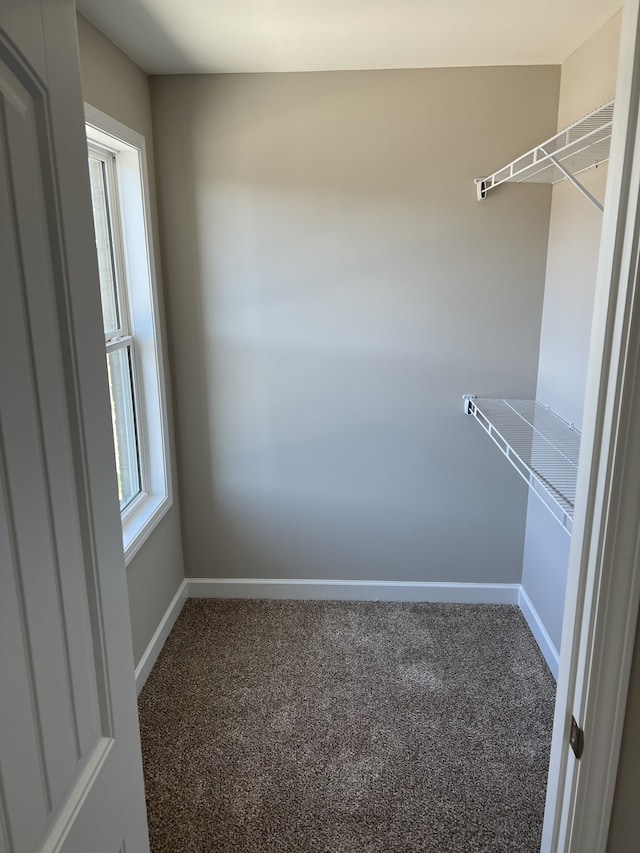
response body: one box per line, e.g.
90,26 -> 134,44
464,397 -> 582,535
475,100 -> 614,211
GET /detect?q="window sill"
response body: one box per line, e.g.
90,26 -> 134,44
123,492 -> 172,565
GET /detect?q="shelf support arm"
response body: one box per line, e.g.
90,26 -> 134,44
539,146 -> 604,213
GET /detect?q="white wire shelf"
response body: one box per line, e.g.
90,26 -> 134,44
476,100 -> 614,211
464,397 -> 582,535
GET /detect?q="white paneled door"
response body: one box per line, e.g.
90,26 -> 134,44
0,2 -> 150,851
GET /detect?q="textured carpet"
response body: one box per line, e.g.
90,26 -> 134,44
138,600 -> 555,852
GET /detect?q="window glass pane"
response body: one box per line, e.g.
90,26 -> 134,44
88,156 -> 120,334
106,346 -> 141,511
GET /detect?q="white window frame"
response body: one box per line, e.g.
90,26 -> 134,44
88,140 -> 143,517
85,104 -> 172,564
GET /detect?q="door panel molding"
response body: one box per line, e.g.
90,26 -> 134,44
0,4 -> 150,850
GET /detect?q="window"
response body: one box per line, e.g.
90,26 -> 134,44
88,145 -> 142,512
86,106 -> 171,563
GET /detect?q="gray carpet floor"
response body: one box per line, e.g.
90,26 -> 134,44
138,600 -> 555,852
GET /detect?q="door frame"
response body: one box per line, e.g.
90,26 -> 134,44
542,0 -> 640,849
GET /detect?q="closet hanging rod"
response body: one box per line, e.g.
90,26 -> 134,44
475,100 -> 614,212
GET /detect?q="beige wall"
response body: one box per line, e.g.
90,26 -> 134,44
76,15 -> 185,665
151,66 -> 559,584
521,11 -> 621,654
537,10 -> 621,428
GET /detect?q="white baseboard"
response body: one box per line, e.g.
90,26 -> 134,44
135,579 -> 188,695
136,579 -> 557,688
518,585 -> 560,679
186,577 -> 521,604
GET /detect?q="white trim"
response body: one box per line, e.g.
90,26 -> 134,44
185,577 -> 520,604
518,586 -> 560,680
123,493 -> 172,566
84,103 -> 146,154
138,580 -> 555,688
84,103 -> 173,565
134,580 -> 187,695
542,2 -> 640,850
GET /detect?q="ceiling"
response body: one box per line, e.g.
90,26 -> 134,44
77,0 -> 622,75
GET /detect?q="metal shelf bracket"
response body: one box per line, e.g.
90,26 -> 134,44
463,394 -> 476,414
475,100 -> 614,212
539,146 -> 604,212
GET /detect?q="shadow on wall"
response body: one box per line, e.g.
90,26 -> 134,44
153,68 -> 558,584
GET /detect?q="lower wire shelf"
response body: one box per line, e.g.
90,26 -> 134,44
464,397 -> 582,535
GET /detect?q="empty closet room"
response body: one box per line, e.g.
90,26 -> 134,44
41,0 -> 636,850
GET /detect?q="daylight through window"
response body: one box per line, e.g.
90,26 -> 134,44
86,107 -> 171,563
88,146 -> 142,512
